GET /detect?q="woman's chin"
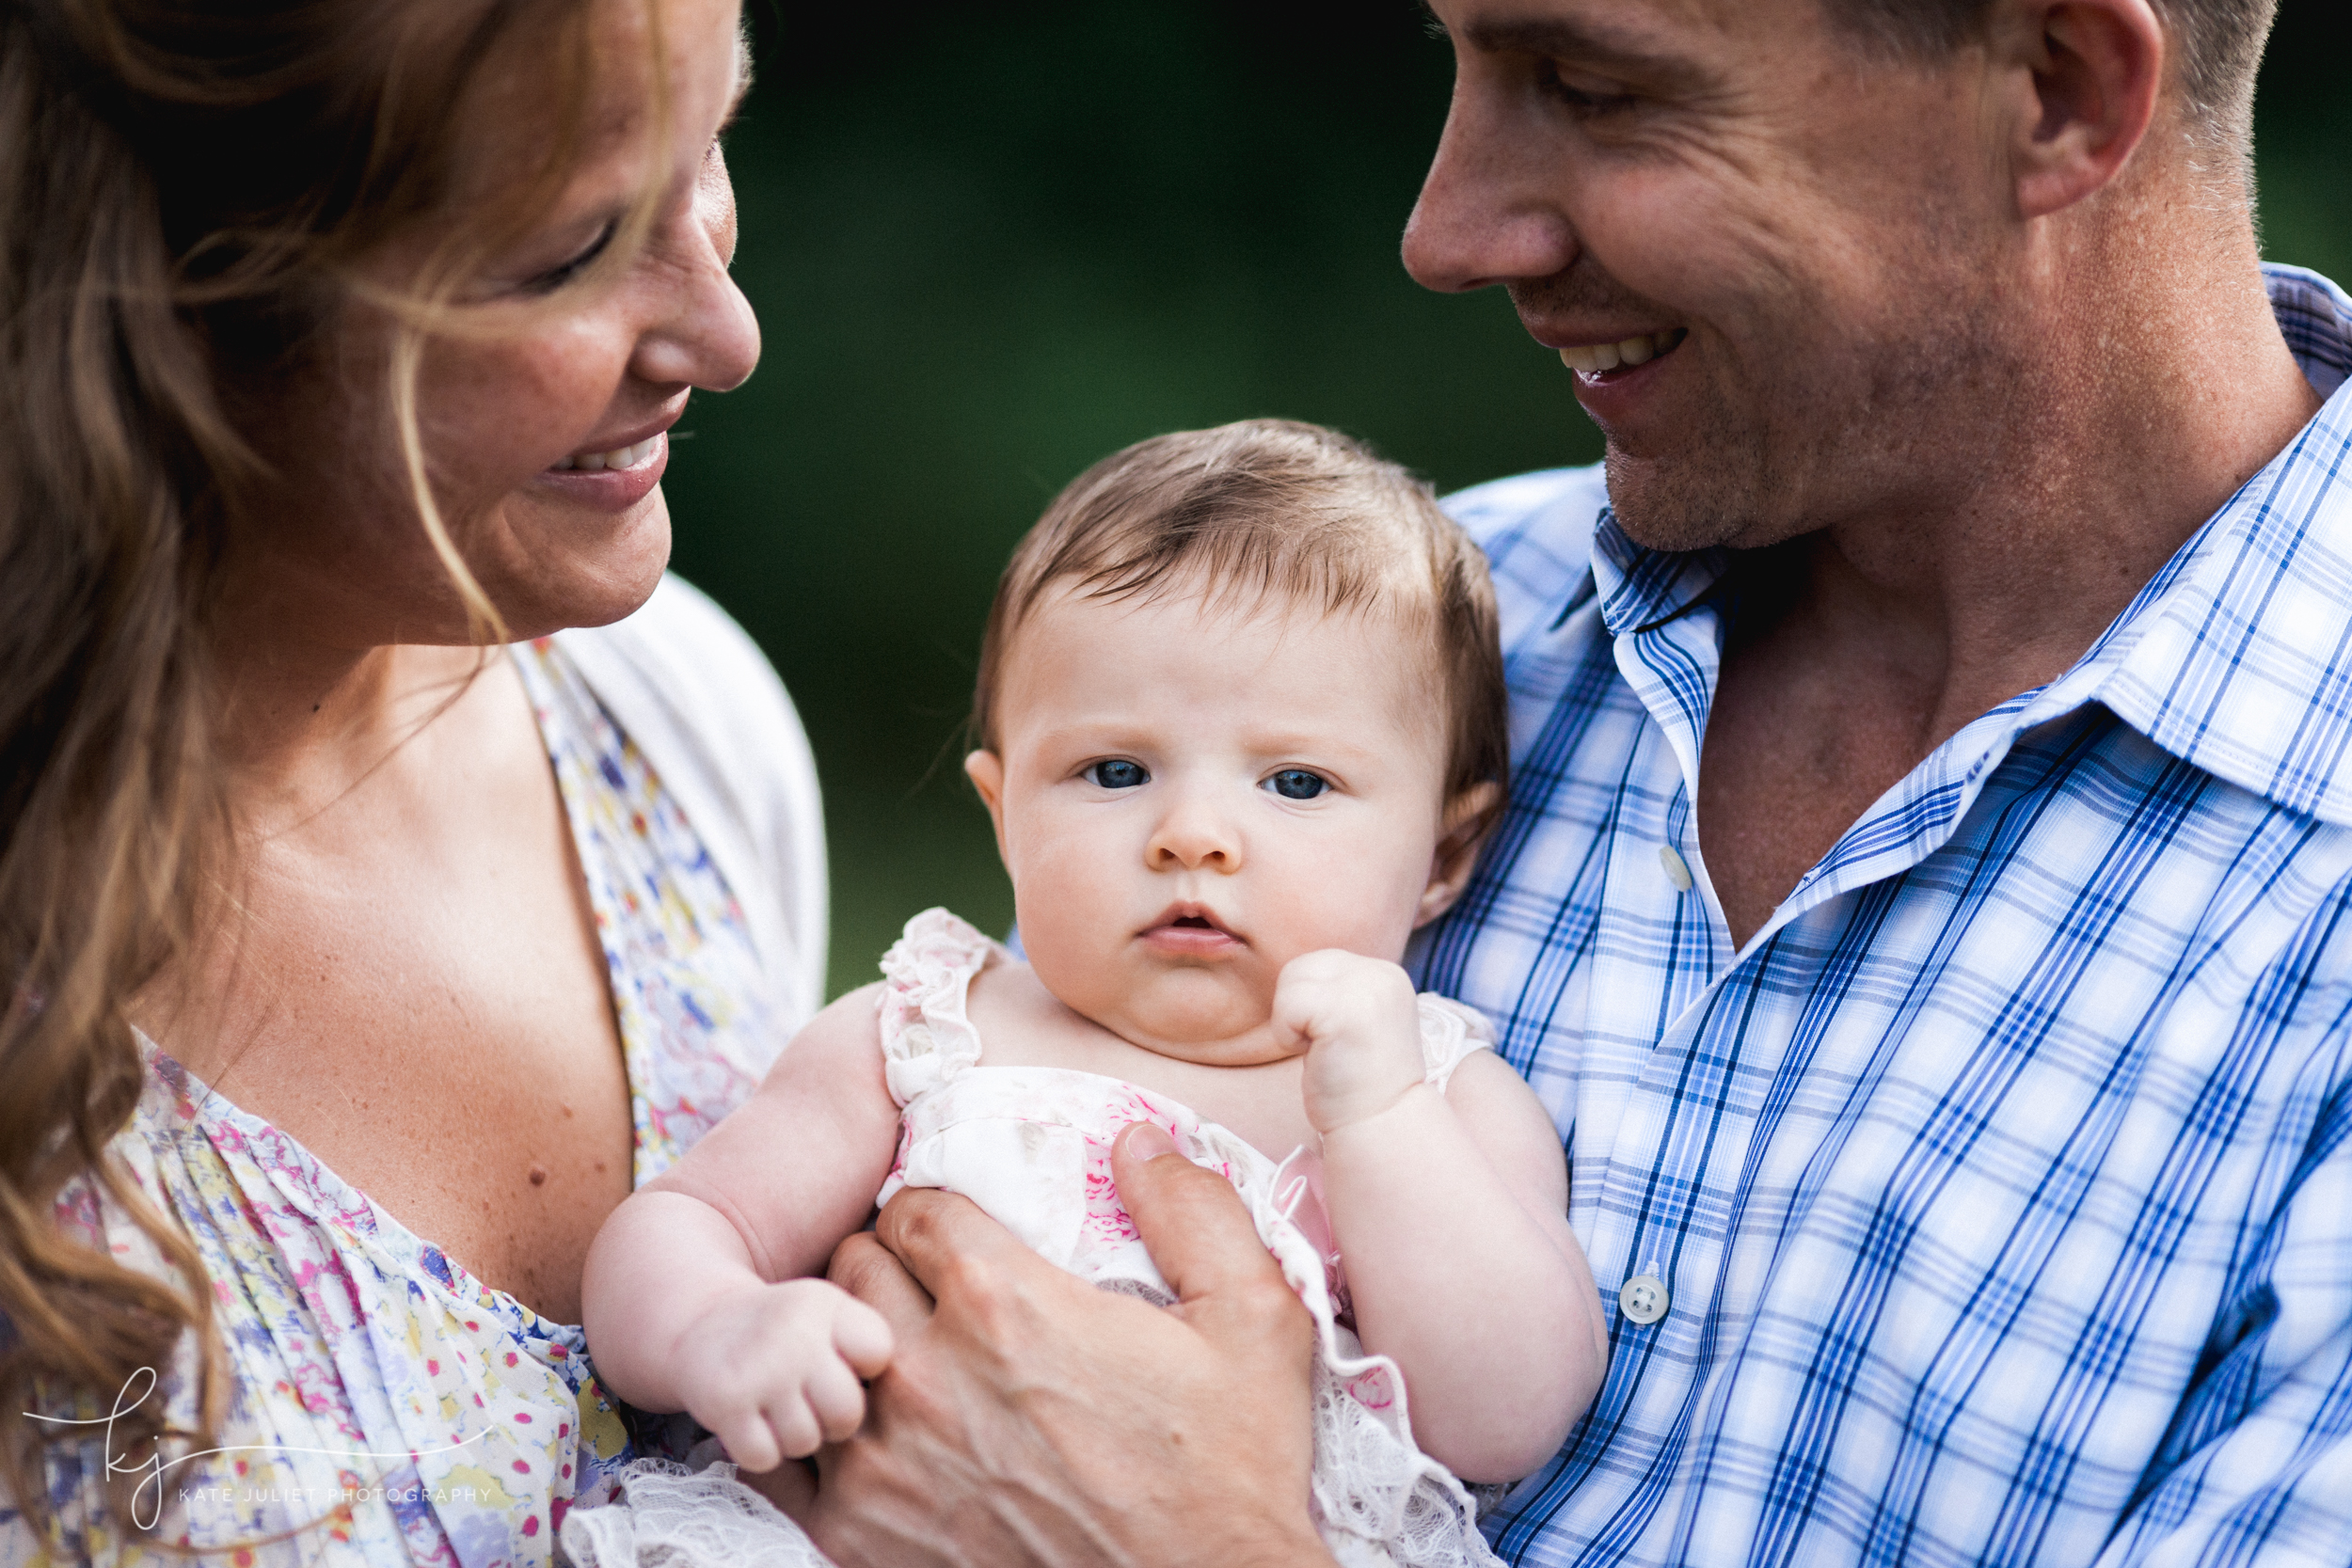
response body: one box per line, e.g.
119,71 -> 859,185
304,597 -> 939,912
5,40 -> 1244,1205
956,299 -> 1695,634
490,492 -> 675,638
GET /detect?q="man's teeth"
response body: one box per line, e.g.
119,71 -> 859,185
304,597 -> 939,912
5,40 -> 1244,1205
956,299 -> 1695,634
1560,329 -> 1685,376
549,435 -> 661,472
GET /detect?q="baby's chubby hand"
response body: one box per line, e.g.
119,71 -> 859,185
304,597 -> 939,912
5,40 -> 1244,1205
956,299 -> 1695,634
1273,949 -> 1427,1134
670,1278 -> 894,1472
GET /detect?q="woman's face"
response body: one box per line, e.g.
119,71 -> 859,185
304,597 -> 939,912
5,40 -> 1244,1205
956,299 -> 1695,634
231,0 -> 758,649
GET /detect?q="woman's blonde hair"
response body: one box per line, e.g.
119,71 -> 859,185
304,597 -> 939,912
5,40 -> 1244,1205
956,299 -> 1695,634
0,0 -> 661,1535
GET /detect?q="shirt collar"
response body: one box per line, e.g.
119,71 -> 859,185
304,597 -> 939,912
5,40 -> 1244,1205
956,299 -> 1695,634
1588,263 -> 2352,826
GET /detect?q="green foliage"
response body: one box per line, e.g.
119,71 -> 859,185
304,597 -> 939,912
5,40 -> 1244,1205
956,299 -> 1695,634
658,2 -> 2351,999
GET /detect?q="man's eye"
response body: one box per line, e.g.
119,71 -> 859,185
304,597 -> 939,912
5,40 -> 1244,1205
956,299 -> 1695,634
1086,760 -> 1149,790
1536,60 -> 1636,115
1266,769 -> 1327,800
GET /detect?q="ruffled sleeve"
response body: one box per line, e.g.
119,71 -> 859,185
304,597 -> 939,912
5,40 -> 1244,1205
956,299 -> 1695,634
1414,994 -> 1496,1094
874,909 -> 1000,1107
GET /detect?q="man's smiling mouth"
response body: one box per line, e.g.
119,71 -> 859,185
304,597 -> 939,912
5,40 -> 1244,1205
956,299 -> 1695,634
1560,327 -> 1688,377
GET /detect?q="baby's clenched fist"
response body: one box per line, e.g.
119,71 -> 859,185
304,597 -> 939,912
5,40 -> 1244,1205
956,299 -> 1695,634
671,1278 -> 894,1472
1273,949 -> 1427,1134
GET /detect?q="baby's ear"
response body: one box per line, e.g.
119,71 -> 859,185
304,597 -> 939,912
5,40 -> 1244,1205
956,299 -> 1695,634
963,749 -> 1005,810
964,751 -> 1009,851
1415,782 -> 1504,929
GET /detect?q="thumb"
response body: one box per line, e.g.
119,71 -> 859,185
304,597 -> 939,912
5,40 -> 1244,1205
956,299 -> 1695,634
1110,1122 -> 1312,1365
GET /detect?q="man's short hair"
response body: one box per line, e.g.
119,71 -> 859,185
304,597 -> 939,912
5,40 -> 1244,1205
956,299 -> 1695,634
972,419 -> 1511,809
1832,0 -> 2278,150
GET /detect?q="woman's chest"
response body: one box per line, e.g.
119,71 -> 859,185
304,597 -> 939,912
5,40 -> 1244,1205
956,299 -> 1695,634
162,793 -> 635,1322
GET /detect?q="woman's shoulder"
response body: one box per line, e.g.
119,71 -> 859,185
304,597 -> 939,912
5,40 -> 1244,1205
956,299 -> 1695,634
550,576 -> 829,1028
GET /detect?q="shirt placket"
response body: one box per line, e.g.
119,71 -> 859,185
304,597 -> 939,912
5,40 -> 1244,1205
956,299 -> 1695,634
1578,591 -> 2064,1358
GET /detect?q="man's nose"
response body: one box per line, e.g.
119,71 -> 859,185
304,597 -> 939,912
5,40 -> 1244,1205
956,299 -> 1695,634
1402,67 -> 1582,294
1146,789 -> 1242,873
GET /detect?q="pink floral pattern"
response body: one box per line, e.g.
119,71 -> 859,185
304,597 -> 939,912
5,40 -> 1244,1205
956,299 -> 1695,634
5,642 -> 777,1568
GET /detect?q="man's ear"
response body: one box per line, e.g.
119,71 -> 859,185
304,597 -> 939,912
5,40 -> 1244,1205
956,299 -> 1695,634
964,750 -> 1010,861
1994,0 -> 2165,219
1414,781 -> 1504,929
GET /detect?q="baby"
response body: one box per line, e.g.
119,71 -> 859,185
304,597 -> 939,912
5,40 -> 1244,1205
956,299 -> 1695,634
579,420 -> 1609,1567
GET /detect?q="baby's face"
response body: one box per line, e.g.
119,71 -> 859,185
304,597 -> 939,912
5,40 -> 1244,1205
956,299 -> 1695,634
967,580 -> 1479,1067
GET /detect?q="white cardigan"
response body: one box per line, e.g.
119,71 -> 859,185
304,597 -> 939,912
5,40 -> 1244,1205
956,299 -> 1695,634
552,574 -> 830,1031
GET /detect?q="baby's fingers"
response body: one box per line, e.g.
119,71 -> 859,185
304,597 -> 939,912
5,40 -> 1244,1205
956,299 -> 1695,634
715,1405 -> 784,1474
804,1354 -> 871,1445
764,1392 -> 826,1461
830,1293 -> 895,1378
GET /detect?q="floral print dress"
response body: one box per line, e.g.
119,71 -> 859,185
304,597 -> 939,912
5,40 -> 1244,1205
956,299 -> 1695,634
3,641 -> 784,1568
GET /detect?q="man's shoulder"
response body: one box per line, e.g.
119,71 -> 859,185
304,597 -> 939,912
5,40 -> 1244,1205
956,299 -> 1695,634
1441,462 -> 1612,648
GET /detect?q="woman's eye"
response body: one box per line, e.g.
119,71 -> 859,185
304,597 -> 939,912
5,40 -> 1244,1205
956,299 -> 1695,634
523,221 -> 618,293
1086,760 -> 1149,790
1267,769 -> 1327,800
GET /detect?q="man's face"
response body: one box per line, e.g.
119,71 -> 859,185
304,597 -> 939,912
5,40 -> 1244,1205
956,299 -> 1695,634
1406,0 -> 2023,554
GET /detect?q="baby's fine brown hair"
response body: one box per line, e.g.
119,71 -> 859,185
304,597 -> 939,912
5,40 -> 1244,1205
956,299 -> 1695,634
973,419 -> 1509,819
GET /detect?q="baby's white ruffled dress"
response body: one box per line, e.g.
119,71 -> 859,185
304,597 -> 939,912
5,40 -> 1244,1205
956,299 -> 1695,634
563,909 -> 1507,1568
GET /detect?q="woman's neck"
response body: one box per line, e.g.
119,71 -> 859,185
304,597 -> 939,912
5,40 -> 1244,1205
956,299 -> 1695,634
210,633 -> 497,831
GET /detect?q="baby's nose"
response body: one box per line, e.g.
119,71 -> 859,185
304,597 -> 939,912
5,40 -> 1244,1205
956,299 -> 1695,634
1146,799 -> 1241,871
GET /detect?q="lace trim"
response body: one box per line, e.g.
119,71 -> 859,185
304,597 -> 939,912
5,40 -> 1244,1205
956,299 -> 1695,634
558,1458 -> 832,1568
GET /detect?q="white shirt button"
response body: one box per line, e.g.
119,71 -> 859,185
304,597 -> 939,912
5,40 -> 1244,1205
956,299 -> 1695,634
1659,845 -> 1694,893
1619,1274 -> 1670,1325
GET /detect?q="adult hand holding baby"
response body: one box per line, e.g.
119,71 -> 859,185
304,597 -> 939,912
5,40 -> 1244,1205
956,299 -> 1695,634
807,1121 -> 1337,1568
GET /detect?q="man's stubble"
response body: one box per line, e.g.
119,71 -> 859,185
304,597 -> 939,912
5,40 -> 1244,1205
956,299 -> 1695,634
1513,226 -> 2023,562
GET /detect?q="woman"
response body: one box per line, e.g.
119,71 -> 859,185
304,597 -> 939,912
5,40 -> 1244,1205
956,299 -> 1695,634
0,0 -> 824,1559
0,1 -> 1330,1561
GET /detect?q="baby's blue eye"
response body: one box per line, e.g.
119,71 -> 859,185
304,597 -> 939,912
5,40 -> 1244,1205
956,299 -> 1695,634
1267,769 -> 1327,800
1087,759 -> 1149,790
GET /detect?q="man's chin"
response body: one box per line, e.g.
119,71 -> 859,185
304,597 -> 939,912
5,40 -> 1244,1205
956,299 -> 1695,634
1601,440 -> 1813,558
1602,446 -> 1747,556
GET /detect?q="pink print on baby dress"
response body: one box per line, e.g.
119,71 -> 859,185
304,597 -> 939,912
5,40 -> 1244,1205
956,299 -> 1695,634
867,908 -> 1506,1568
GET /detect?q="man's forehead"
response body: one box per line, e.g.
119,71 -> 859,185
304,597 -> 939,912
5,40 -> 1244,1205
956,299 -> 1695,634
1424,0 -> 1812,61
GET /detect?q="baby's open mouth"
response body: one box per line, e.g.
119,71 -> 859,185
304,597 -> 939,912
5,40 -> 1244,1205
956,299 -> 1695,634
1142,905 -> 1243,950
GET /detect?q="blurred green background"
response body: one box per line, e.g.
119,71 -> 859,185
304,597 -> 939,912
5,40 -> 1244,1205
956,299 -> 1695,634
660,2 -> 2352,1001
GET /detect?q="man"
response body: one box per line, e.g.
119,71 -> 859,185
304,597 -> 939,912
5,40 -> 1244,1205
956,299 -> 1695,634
804,0 -> 2351,1562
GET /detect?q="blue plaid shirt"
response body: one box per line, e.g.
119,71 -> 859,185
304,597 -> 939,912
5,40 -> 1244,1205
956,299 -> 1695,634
1417,264 -> 2352,1568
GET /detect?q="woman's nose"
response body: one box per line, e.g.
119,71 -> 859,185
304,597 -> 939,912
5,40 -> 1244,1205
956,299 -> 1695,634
1146,791 -> 1242,873
630,152 -> 761,392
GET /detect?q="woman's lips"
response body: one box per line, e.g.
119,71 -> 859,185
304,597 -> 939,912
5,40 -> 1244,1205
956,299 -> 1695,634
535,430 -> 668,512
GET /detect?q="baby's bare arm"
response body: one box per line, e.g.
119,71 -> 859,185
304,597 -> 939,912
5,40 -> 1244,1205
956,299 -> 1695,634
580,984 -> 907,1466
1279,954 -> 1606,1484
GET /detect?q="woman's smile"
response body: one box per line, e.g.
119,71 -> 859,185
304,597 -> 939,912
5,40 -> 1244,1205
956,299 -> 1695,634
538,422 -> 674,512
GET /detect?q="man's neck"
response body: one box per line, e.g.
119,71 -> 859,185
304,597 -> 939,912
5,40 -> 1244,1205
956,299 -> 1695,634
1778,228 -> 2320,757
1697,210 -> 2323,948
